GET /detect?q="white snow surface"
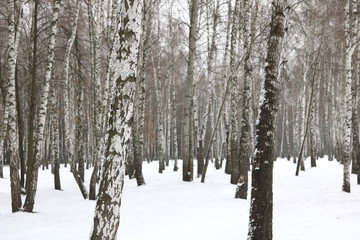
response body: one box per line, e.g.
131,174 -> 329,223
1,157 -> 360,240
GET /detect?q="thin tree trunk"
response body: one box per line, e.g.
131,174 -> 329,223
236,0 -> 252,199
62,0 -> 87,199
134,1 -> 151,186
182,0 -> 199,182
50,83 -> 61,190
6,0 -> 23,212
24,0 -> 61,212
229,0 -> 240,185
25,0 -> 39,192
342,0 -> 358,192
15,65 -> 25,189
296,41 -> 322,176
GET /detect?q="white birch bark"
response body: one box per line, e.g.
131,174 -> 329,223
354,45 -> 360,183
134,0 -> 151,185
236,0 -> 252,199
23,0 -> 61,212
93,0 -> 105,139
299,61 -> 308,170
229,0 -> 240,184
6,0 -> 23,212
104,0 -> 120,118
197,0 -> 220,176
50,84 -> 61,190
90,0 -> 143,238
63,0 -> 80,168
89,0 -> 109,200
182,0 -> 200,182
61,0 -> 88,199
343,0 -> 358,193
151,51 -> 166,173
310,73 -> 317,167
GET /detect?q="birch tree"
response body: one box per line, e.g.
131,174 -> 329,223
25,0 -> 40,192
343,0 -> 358,193
236,0 -> 253,199
354,50 -> 360,184
90,0 -> 143,238
61,0 -> 88,199
197,0 -> 220,177
133,0 -> 152,186
247,1 -> 286,239
23,0 -> 61,212
6,0 -> 23,212
182,0 -> 200,182
50,82 -> 61,190
229,0 -> 240,184
88,0 -> 106,199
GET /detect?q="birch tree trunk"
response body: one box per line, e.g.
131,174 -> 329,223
152,52 -> 166,173
247,1 -> 286,239
75,72 -> 85,182
298,62 -> 308,171
133,0 -> 151,186
197,0 -> 220,177
90,0 -> 143,238
229,0 -> 240,184
15,63 -> 25,188
236,0 -> 252,199
355,48 -> 360,184
23,0 -> 61,212
296,43 -> 322,176
170,56 -> 178,171
25,0 -> 39,192
89,0 -> 105,199
223,0 -> 232,175
50,84 -> 61,190
182,0 -> 200,182
310,76 -> 317,168
343,0 -> 358,193
6,0 -> 22,212
13,1 -> 25,189
62,0 -> 87,199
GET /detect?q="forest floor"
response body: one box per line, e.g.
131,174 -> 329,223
0,157 -> 360,240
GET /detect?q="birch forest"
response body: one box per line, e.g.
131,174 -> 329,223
0,0 -> 360,239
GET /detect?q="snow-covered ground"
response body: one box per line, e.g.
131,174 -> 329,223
0,157 -> 359,240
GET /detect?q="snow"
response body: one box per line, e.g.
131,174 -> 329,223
1,157 -> 360,240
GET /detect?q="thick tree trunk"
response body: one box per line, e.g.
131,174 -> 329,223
90,0 -> 143,238
247,1 -> 286,239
